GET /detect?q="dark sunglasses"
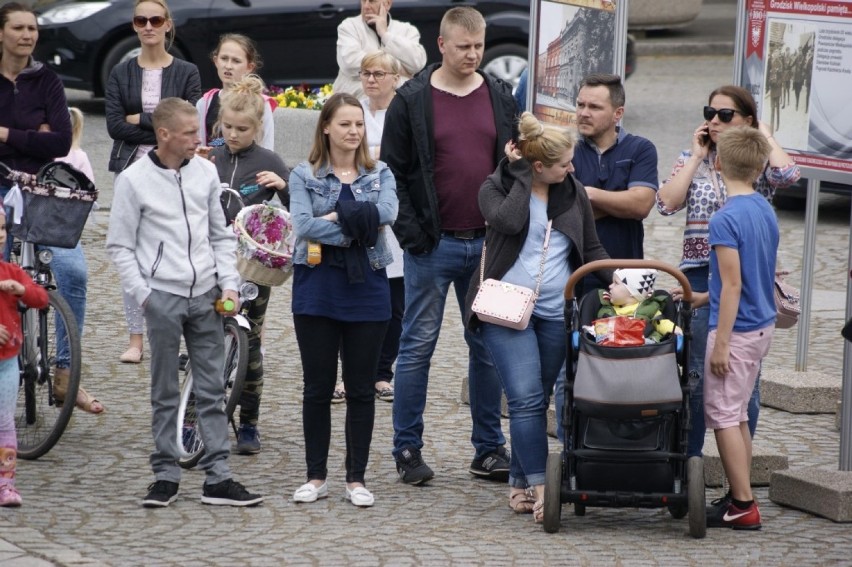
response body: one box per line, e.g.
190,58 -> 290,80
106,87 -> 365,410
703,106 -> 742,123
133,15 -> 167,28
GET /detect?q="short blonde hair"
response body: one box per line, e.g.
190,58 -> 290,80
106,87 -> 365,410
360,50 -> 401,75
517,112 -> 577,167
716,126 -> 771,183
152,97 -> 196,132
440,6 -> 485,37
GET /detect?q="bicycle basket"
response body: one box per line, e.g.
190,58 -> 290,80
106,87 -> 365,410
234,204 -> 294,287
9,162 -> 98,249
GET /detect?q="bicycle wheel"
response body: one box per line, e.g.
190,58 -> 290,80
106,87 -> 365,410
16,290 -> 82,460
177,318 -> 248,469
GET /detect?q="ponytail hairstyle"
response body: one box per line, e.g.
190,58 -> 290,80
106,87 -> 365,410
516,111 -> 577,167
68,107 -> 85,149
216,74 -> 267,142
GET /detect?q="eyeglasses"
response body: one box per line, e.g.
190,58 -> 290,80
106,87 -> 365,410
133,15 -> 167,28
359,70 -> 390,80
703,106 -> 742,123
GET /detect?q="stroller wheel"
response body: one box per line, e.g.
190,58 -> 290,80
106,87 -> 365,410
543,453 -> 562,533
667,503 -> 688,519
687,456 -> 707,539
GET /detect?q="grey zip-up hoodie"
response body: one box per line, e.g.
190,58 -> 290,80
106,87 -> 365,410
107,151 -> 239,306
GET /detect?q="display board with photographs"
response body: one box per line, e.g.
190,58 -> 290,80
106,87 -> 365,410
739,0 -> 852,174
529,0 -> 626,127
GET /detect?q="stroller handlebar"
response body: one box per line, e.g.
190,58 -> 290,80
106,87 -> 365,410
564,259 -> 693,302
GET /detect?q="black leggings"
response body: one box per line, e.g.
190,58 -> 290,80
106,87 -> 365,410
293,314 -> 388,484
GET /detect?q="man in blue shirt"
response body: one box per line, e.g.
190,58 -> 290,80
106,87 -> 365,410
572,73 -> 658,261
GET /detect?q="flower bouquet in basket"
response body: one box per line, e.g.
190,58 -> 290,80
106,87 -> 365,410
234,204 -> 295,287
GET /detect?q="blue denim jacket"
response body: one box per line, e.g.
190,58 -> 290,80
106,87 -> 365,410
289,160 -> 398,269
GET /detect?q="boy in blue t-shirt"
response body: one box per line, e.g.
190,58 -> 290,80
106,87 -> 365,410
704,126 -> 779,530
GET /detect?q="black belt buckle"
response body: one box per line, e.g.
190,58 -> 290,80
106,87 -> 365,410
444,228 -> 484,240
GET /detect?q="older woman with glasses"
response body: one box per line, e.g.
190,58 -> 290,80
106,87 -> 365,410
655,85 -> 799,478
105,0 -> 201,364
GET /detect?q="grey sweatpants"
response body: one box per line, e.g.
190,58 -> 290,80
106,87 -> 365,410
145,287 -> 231,485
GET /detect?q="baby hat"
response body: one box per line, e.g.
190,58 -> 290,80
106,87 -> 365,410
614,268 -> 657,302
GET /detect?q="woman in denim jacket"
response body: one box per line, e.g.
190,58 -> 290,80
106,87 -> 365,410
289,93 -> 397,508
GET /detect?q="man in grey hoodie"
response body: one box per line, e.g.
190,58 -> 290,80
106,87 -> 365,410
107,98 -> 262,508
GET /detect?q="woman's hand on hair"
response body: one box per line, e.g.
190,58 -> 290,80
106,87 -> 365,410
504,140 -> 522,163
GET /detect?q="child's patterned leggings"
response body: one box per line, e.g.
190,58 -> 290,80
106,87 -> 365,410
0,356 -> 19,486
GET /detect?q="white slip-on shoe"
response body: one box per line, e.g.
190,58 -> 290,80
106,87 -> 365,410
293,481 -> 328,503
345,486 -> 374,507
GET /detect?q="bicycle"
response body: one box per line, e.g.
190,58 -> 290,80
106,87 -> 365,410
2,163 -> 92,459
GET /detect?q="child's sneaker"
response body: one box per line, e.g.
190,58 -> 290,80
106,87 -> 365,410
707,500 -> 761,530
0,485 -> 22,507
201,478 -> 263,507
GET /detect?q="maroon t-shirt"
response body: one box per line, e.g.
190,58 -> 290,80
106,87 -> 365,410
431,82 -> 496,231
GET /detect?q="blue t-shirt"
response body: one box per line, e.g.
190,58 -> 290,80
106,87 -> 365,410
572,128 -> 658,260
500,195 -> 572,320
708,192 -> 778,332
292,184 -> 390,322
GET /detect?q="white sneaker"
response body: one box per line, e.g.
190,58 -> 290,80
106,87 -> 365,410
345,485 -> 374,507
293,481 -> 328,503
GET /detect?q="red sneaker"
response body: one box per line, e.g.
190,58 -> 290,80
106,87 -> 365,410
707,500 -> 762,530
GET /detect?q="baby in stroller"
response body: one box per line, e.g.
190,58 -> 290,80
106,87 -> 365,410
587,268 -> 682,345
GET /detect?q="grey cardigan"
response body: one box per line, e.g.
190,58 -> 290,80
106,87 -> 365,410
464,157 -> 612,329
105,57 -> 201,172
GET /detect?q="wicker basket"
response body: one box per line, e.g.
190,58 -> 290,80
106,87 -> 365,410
234,204 -> 294,287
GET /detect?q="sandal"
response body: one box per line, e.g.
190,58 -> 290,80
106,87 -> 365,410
509,490 -> 536,514
331,387 -> 346,404
533,499 -> 544,524
120,346 -> 143,363
54,368 -> 106,415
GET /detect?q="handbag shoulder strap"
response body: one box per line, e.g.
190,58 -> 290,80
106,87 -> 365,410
479,220 -> 554,294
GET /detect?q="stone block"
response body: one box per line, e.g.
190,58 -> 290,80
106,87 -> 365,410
702,435 -> 788,487
273,107 -> 320,169
628,0 -> 703,30
761,369 -> 840,413
460,375 -> 508,417
770,467 -> 852,522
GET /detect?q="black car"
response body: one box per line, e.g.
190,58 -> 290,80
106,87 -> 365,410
33,0 -> 531,96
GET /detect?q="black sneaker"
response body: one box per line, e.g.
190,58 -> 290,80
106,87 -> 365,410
236,424 -> 262,455
395,447 -> 434,485
201,479 -> 263,507
142,480 -> 179,508
469,445 -> 510,481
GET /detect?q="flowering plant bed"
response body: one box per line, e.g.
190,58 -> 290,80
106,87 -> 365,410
267,84 -> 333,110
234,204 -> 295,286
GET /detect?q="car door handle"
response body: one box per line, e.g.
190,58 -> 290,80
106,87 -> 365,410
317,4 -> 344,19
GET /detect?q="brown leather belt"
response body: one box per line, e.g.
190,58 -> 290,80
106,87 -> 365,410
441,228 -> 486,240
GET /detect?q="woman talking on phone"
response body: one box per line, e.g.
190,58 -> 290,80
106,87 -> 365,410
655,85 -> 799,468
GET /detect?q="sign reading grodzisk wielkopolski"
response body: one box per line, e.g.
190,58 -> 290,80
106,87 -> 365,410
740,0 -> 852,174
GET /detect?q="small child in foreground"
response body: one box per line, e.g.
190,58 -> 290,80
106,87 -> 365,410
0,204 -> 49,507
704,126 -> 778,530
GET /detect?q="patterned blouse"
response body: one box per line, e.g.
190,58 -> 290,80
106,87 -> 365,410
657,149 -> 800,272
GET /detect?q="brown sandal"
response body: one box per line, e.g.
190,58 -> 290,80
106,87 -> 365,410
54,368 -> 106,415
533,499 -> 544,523
509,490 -> 536,514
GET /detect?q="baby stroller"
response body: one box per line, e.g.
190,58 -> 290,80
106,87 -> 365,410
543,259 -> 706,538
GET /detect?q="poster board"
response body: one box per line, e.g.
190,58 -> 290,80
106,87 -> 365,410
738,0 -> 852,177
528,0 -> 628,127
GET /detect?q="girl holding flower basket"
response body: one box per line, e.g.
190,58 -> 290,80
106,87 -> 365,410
207,74 -> 290,455
289,93 -> 398,508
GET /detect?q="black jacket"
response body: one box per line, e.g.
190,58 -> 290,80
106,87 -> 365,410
464,157 -> 612,329
105,57 -> 201,172
380,63 -> 517,255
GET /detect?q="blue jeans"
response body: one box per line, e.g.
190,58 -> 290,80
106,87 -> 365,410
687,305 -> 760,457
392,235 -> 505,460
481,316 -> 564,488
41,243 -> 87,369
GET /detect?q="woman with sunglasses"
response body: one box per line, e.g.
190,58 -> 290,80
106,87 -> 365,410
0,2 -> 105,416
105,0 -> 201,364
655,85 -> 799,481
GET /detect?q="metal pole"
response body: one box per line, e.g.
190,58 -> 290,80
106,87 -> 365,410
795,179 -> 819,370
840,198 -> 852,471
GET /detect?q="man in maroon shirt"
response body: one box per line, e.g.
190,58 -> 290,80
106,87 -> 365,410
381,6 -> 517,485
